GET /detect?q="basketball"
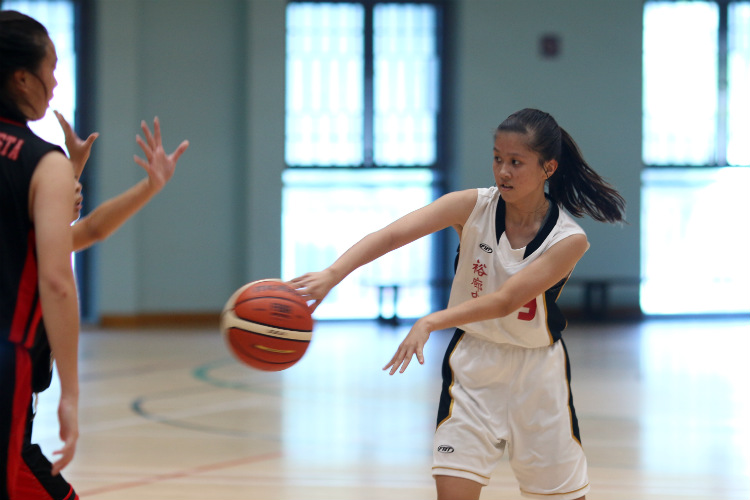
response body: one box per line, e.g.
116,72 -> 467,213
220,279 -> 313,371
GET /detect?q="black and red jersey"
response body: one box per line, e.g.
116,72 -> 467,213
1,116 -> 64,348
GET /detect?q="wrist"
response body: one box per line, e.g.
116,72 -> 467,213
144,176 -> 164,193
417,314 -> 437,335
323,266 -> 346,286
58,389 -> 80,404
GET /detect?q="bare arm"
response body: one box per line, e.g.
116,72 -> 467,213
384,233 -> 590,374
72,117 -> 189,251
290,189 -> 477,311
29,151 -> 80,474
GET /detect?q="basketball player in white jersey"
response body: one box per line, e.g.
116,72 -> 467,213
291,108 -> 626,500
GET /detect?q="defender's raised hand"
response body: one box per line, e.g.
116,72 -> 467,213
54,110 -> 98,179
134,117 -> 189,191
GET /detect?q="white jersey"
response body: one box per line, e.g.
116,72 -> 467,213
447,187 -> 588,348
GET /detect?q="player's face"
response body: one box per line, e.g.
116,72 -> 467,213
72,179 -> 83,223
22,38 -> 58,121
492,131 -> 550,203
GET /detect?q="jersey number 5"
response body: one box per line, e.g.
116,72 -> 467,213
517,299 -> 537,321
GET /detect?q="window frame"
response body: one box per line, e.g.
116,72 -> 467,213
642,0 -> 748,169
282,0 -> 454,319
284,0 -> 449,171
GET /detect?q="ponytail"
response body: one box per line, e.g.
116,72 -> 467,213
549,128 -> 626,223
497,108 -> 626,224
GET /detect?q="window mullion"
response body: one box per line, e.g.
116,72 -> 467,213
717,0 -> 729,166
363,1 -> 374,167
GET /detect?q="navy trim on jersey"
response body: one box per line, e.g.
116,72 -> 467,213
494,194 -> 506,245
544,277 -> 569,343
493,194 -> 559,259
524,201 -> 559,259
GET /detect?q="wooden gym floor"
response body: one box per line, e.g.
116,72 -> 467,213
31,316 -> 750,499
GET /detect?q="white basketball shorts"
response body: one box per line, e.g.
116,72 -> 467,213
432,331 -> 590,500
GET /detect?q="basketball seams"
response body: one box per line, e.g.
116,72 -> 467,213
220,278 -> 313,371
234,295 -> 312,326
221,312 -> 312,341
227,334 -> 301,371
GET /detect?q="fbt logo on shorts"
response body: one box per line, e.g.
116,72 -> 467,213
437,445 -> 454,453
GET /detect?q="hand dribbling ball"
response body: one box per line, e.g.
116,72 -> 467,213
220,279 -> 313,371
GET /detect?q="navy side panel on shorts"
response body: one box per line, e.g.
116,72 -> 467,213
560,339 -> 582,445
436,329 -> 465,428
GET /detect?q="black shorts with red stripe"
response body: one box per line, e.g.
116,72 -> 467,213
15,402 -> 78,500
1,339 -> 32,500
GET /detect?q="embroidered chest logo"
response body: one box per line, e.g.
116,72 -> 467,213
479,243 -> 493,253
470,260 -> 487,298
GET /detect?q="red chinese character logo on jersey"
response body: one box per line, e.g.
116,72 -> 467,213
470,260 -> 486,298
472,260 -> 487,277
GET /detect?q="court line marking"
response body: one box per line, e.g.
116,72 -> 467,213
78,451 -> 283,497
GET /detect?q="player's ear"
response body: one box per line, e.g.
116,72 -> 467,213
543,160 -> 558,179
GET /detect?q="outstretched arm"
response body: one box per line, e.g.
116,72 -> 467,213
72,117 -> 189,251
383,233 -> 589,374
290,189 -> 476,311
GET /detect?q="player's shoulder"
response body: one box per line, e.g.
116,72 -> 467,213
435,188 -> 479,207
554,206 -> 586,235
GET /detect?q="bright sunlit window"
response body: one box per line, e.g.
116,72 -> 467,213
642,1 -> 750,315
642,1 -> 718,166
641,168 -> 750,314
373,3 -> 439,166
727,3 -> 750,165
283,2 -> 443,320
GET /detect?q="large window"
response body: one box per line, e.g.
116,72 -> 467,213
283,1 -> 444,320
642,1 -> 750,315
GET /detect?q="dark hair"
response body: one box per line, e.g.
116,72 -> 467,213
0,10 -> 50,121
496,108 -> 626,223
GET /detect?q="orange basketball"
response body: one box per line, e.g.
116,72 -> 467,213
220,279 -> 313,371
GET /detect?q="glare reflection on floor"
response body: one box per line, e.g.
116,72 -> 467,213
637,318 -> 750,477
279,322 -> 448,466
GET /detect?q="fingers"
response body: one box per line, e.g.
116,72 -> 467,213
140,119 -> 156,148
133,154 -> 147,170
136,118 -> 188,169
53,110 -> 73,136
152,116 -> 162,145
54,110 -> 67,128
170,140 -> 190,163
83,132 -> 99,148
383,344 -> 425,375
135,134 -> 153,165
51,440 -> 76,476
